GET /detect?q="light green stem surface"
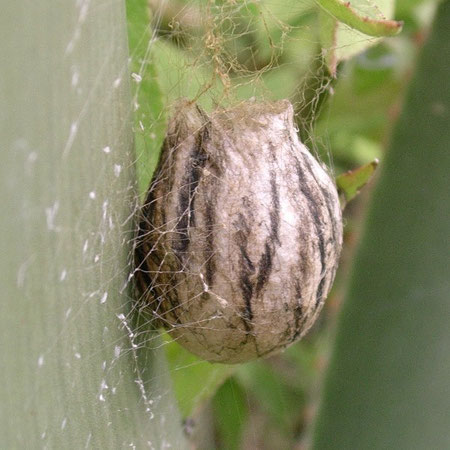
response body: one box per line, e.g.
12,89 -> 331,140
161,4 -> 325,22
0,1 -> 185,447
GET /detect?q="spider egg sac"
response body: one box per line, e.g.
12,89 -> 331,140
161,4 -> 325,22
135,99 -> 343,364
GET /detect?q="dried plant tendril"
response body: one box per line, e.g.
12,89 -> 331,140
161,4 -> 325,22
135,99 -> 343,364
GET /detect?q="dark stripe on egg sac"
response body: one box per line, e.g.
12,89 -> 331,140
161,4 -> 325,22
173,124 -> 210,254
292,280 -> 307,341
315,275 -> 326,309
239,242 -> 255,327
295,158 -> 326,276
299,156 -> 340,309
241,270 -> 254,323
269,170 -> 281,244
204,199 -> 216,286
301,155 -> 341,260
235,215 -> 255,328
255,242 -> 273,296
255,171 -> 280,297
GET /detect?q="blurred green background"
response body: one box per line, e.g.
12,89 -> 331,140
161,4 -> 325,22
127,0 -> 448,449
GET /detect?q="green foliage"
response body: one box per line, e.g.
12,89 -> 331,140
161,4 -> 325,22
316,0 -> 402,37
164,331 -> 234,417
312,2 -> 450,448
237,361 -> 301,434
336,159 -> 379,207
213,377 -> 249,450
126,0 -> 167,195
318,0 -> 402,73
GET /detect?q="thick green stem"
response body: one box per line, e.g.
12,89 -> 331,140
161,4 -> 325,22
0,1 -> 185,447
312,3 -> 450,448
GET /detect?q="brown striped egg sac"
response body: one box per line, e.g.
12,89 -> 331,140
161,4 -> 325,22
135,99 -> 343,364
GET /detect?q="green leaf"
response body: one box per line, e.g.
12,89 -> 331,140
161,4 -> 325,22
336,159 -> 379,207
126,0 -> 167,196
235,360 -> 301,432
317,0 -> 402,74
312,2 -> 450,448
213,377 -> 249,450
164,334 -> 235,417
316,0 -> 402,37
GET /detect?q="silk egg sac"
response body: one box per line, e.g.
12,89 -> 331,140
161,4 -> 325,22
135,99 -> 343,364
